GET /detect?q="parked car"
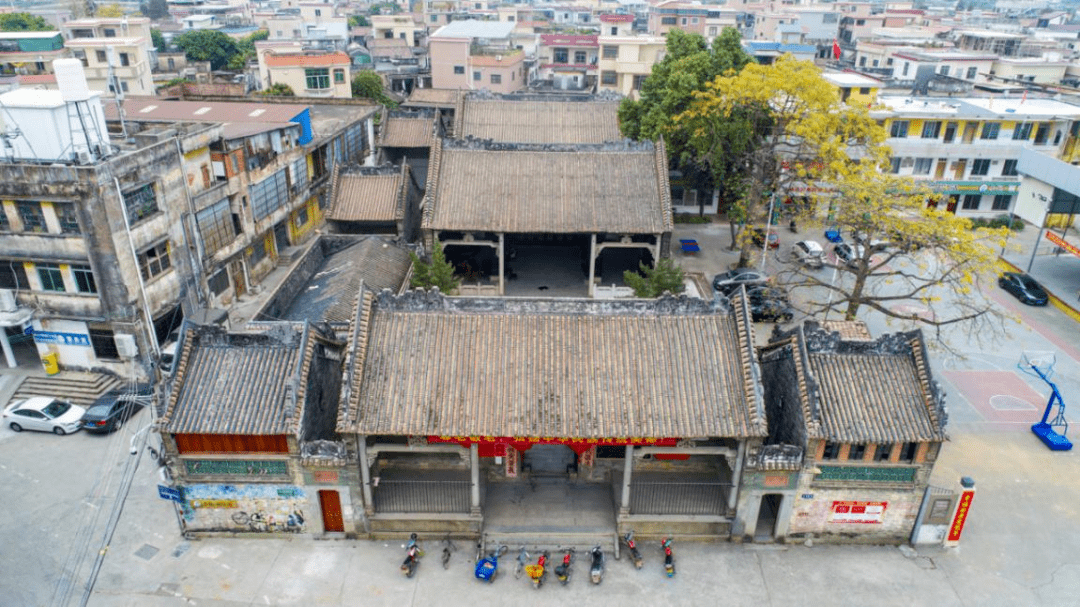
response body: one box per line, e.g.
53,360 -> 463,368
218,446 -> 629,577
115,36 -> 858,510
749,227 -> 780,250
2,397 -> 85,435
712,268 -> 770,295
998,272 -> 1049,306
81,386 -> 153,434
791,240 -> 824,268
853,231 -> 888,251
833,243 -> 866,268
746,286 -> 795,322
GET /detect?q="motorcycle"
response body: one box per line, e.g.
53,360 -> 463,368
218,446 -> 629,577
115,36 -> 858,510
514,546 -> 530,579
589,545 -> 605,585
474,544 -> 508,583
662,537 -> 675,578
623,531 -> 643,569
401,533 -> 422,578
525,550 -> 550,588
554,547 -> 574,585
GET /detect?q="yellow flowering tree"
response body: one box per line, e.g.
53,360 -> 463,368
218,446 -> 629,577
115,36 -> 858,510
675,55 -> 887,267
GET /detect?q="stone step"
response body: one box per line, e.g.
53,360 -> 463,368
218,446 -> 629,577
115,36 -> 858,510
12,372 -> 122,407
480,529 -> 621,559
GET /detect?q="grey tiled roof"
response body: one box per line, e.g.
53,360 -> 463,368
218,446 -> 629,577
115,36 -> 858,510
455,98 -> 622,143
423,139 -> 673,234
404,88 -> 460,108
379,115 -> 436,148
161,324 -> 317,435
327,166 -> 404,223
339,291 -> 766,439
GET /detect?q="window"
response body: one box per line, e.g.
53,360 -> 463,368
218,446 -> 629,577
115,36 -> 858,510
1013,122 -> 1033,140
661,17 -> 676,25
601,70 -> 617,85
553,48 -> 569,63
961,194 -> 981,210
71,265 -> 96,294
0,261 -> 28,289
821,441 -> 841,460
196,199 -> 235,254
921,121 -> 942,139
889,120 -> 909,138
89,324 -> 119,359
314,8 -> 321,15
848,444 -> 867,460
250,170 -> 289,220
1034,123 -> 1050,145
208,268 -> 230,295
681,17 -> 687,25
966,66 -> 978,79
1002,159 -> 1018,176
602,45 -> 618,59
0,206 -> 7,231
122,183 -> 159,224
453,65 -> 464,74
889,157 -> 901,174
473,70 -> 481,81
248,235 -> 268,265
993,194 -> 1013,211
119,52 -> 130,67
899,442 -> 918,463
939,65 -> 950,76
305,68 -> 330,90
902,62 -> 909,76
574,50 -> 586,64
290,158 -> 308,193
17,202 -> 45,232
96,50 -> 106,63
859,87 -> 871,94
333,69 -> 345,84
980,123 -> 1000,140
971,158 -> 991,176
138,242 -> 171,280
490,74 -> 501,84
37,263 -> 65,292
293,207 -> 308,229
103,28 -> 116,37
912,158 -> 933,175
873,444 -> 892,462
431,15 -> 437,22
632,74 -> 646,91
49,202 -> 77,234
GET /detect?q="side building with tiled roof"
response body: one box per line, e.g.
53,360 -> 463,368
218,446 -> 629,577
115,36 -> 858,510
157,321 -> 353,536
753,321 -> 949,544
326,163 -> 422,240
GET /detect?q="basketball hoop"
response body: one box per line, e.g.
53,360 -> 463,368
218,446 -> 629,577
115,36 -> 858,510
1019,351 -> 1056,379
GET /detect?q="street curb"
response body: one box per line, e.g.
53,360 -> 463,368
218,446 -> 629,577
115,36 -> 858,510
998,258 -> 1080,323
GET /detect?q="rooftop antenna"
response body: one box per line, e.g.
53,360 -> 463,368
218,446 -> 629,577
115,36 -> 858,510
106,46 -> 127,138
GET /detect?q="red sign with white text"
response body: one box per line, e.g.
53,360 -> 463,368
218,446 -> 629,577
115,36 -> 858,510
830,501 -> 887,524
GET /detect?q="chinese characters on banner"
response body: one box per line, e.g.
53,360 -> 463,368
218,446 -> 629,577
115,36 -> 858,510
830,501 -> 888,524
947,490 -> 975,542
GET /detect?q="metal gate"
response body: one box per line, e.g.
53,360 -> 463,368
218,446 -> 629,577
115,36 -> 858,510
628,481 -> 729,516
372,480 -> 471,514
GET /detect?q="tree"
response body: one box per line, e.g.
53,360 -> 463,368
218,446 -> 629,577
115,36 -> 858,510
227,29 -> 268,70
777,161 -> 1010,339
410,240 -> 460,294
348,15 -> 369,27
140,0 -> 168,19
174,30 -> 240,71
150,29 -> 166,53
351,71 -> 396,106
259,83 -> 294,96
95,3 -> 124,17
0,13 -> 52,32
675,54 -> 887,267
624,258 -> 686,298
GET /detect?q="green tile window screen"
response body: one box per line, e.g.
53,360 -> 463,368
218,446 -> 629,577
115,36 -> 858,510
185,459 -> 288,476
817,466 -> 917,483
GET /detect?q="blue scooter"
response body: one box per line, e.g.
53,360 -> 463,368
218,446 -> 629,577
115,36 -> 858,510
475,544 -> 508,582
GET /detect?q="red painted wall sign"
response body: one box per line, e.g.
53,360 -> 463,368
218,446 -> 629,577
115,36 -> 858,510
948,490 -> 975,542
424,435 -> 681,456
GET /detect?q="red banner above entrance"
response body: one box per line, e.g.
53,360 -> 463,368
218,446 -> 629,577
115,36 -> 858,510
424,435 -> 682,456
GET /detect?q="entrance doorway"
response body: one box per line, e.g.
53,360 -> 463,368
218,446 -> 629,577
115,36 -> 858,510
523,444 -> 576,476
318,490 -> 344,533
755,494 -> 783,542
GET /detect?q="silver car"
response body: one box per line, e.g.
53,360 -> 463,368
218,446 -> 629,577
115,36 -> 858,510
2,397 -> 86,435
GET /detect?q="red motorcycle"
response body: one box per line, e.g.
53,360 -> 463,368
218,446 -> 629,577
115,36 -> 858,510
623,531 -> 643,569
526,550 -> 550,588
662,537 -> 675,578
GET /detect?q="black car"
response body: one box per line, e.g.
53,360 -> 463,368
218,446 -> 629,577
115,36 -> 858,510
833,243 -> 866,268
998,272 -> 1049,306
745,286 -> 795,322
712,268 -> 770,296
81,386 -> 153,434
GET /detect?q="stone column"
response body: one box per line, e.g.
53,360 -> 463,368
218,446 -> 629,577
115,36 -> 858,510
470,443 -> 481,515
619,445 -> 634,515
358,435 -> 374,516
728,440 -> 746,512
498,233 -> 505,296
588,234 -> 597,298
0,330 -> 15,368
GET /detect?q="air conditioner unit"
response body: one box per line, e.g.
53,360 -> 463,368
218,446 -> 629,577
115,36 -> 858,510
114,333 -> 138,358
0,289 -> 15,313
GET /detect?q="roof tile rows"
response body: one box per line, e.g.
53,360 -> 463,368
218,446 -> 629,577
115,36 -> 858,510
328,169 -> 405,223
455,98 -> 622,143
379,115 -> 436,148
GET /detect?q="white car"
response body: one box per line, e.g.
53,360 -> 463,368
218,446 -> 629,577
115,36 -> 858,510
2,397 -> 86,435
791,240 -> 824,268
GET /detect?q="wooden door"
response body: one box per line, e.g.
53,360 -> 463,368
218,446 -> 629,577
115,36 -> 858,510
318,490 -> 344,533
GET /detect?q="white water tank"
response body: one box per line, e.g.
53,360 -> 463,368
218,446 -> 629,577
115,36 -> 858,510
53,58 -> 92,102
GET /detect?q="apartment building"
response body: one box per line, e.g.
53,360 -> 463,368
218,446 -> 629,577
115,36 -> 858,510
875,96 -> 1080,217
370,14 -> 422,47
0,32 -> 67,77
537,34 -> 598,92
260,52 -> 352,98
648,0 -> 708,36
64,37 -> 155,96
429,21 -> 524,92
596,33 -> 665,97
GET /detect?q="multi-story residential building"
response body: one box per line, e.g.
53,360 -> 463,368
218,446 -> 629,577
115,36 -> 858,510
65,37 -> 156,96
62,16 -> 154,43
260,52 -> 352,98
370,14 -> 421,47
264,10 -> 349,49
429,21 -> 524,92
596,33 -> 665,97
0,32 -> 67,77
955,30 -> 1028,57
822,71 -> 881,105
875,95 -> 1080,217
648,0 -> 708,36
990,57 -> 1070,86
536,34 -> 598,92
887,50 -> 996,85
598,12 -> 633,37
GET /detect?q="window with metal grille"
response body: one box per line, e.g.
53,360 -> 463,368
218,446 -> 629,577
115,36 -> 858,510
602,45 -> 618,59
17,202 -> 45,232
553,48 -> 569,63
574,50 -> 586,63
36,263 -> 64,292
453,65 -> 464,74
334,69 -> 345,83
816,465 -> 917,483
184,459 -> 289,476
992,194 -> 1012,211
54,203 -> 80,234
661,16 -> 676,24
874,444 -> 892,461
821,441 -> 841,460
250,169 -> 289,220
966,66 -> 977,79
122,183 -> 159,224
196,199 -> 234,254
601,70 -> 616,85
898,442 -> 919,462
473,70 -> 481,81
848,444 -> 867,460
71,264 -> 97,293
305,68 -> 330,90
0,261 -> 28,289
88,324 -> 119,359
138,242 -> 171,280
490,74 -> 501,84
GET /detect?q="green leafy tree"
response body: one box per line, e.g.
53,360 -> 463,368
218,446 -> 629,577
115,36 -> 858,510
174,30 -> 240,71
259,83 -> 295,96
150,29 -> 166,53
0,13 -> 52,32
140,0 -> 168,19
348,15 -> 369,27
410,240 -> 460,294
624,258 -> 686,298
351,71 -> 396,106
227,29 -> 268,70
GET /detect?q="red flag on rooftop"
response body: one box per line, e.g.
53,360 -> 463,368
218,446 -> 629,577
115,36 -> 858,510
833,39 -> 842,60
